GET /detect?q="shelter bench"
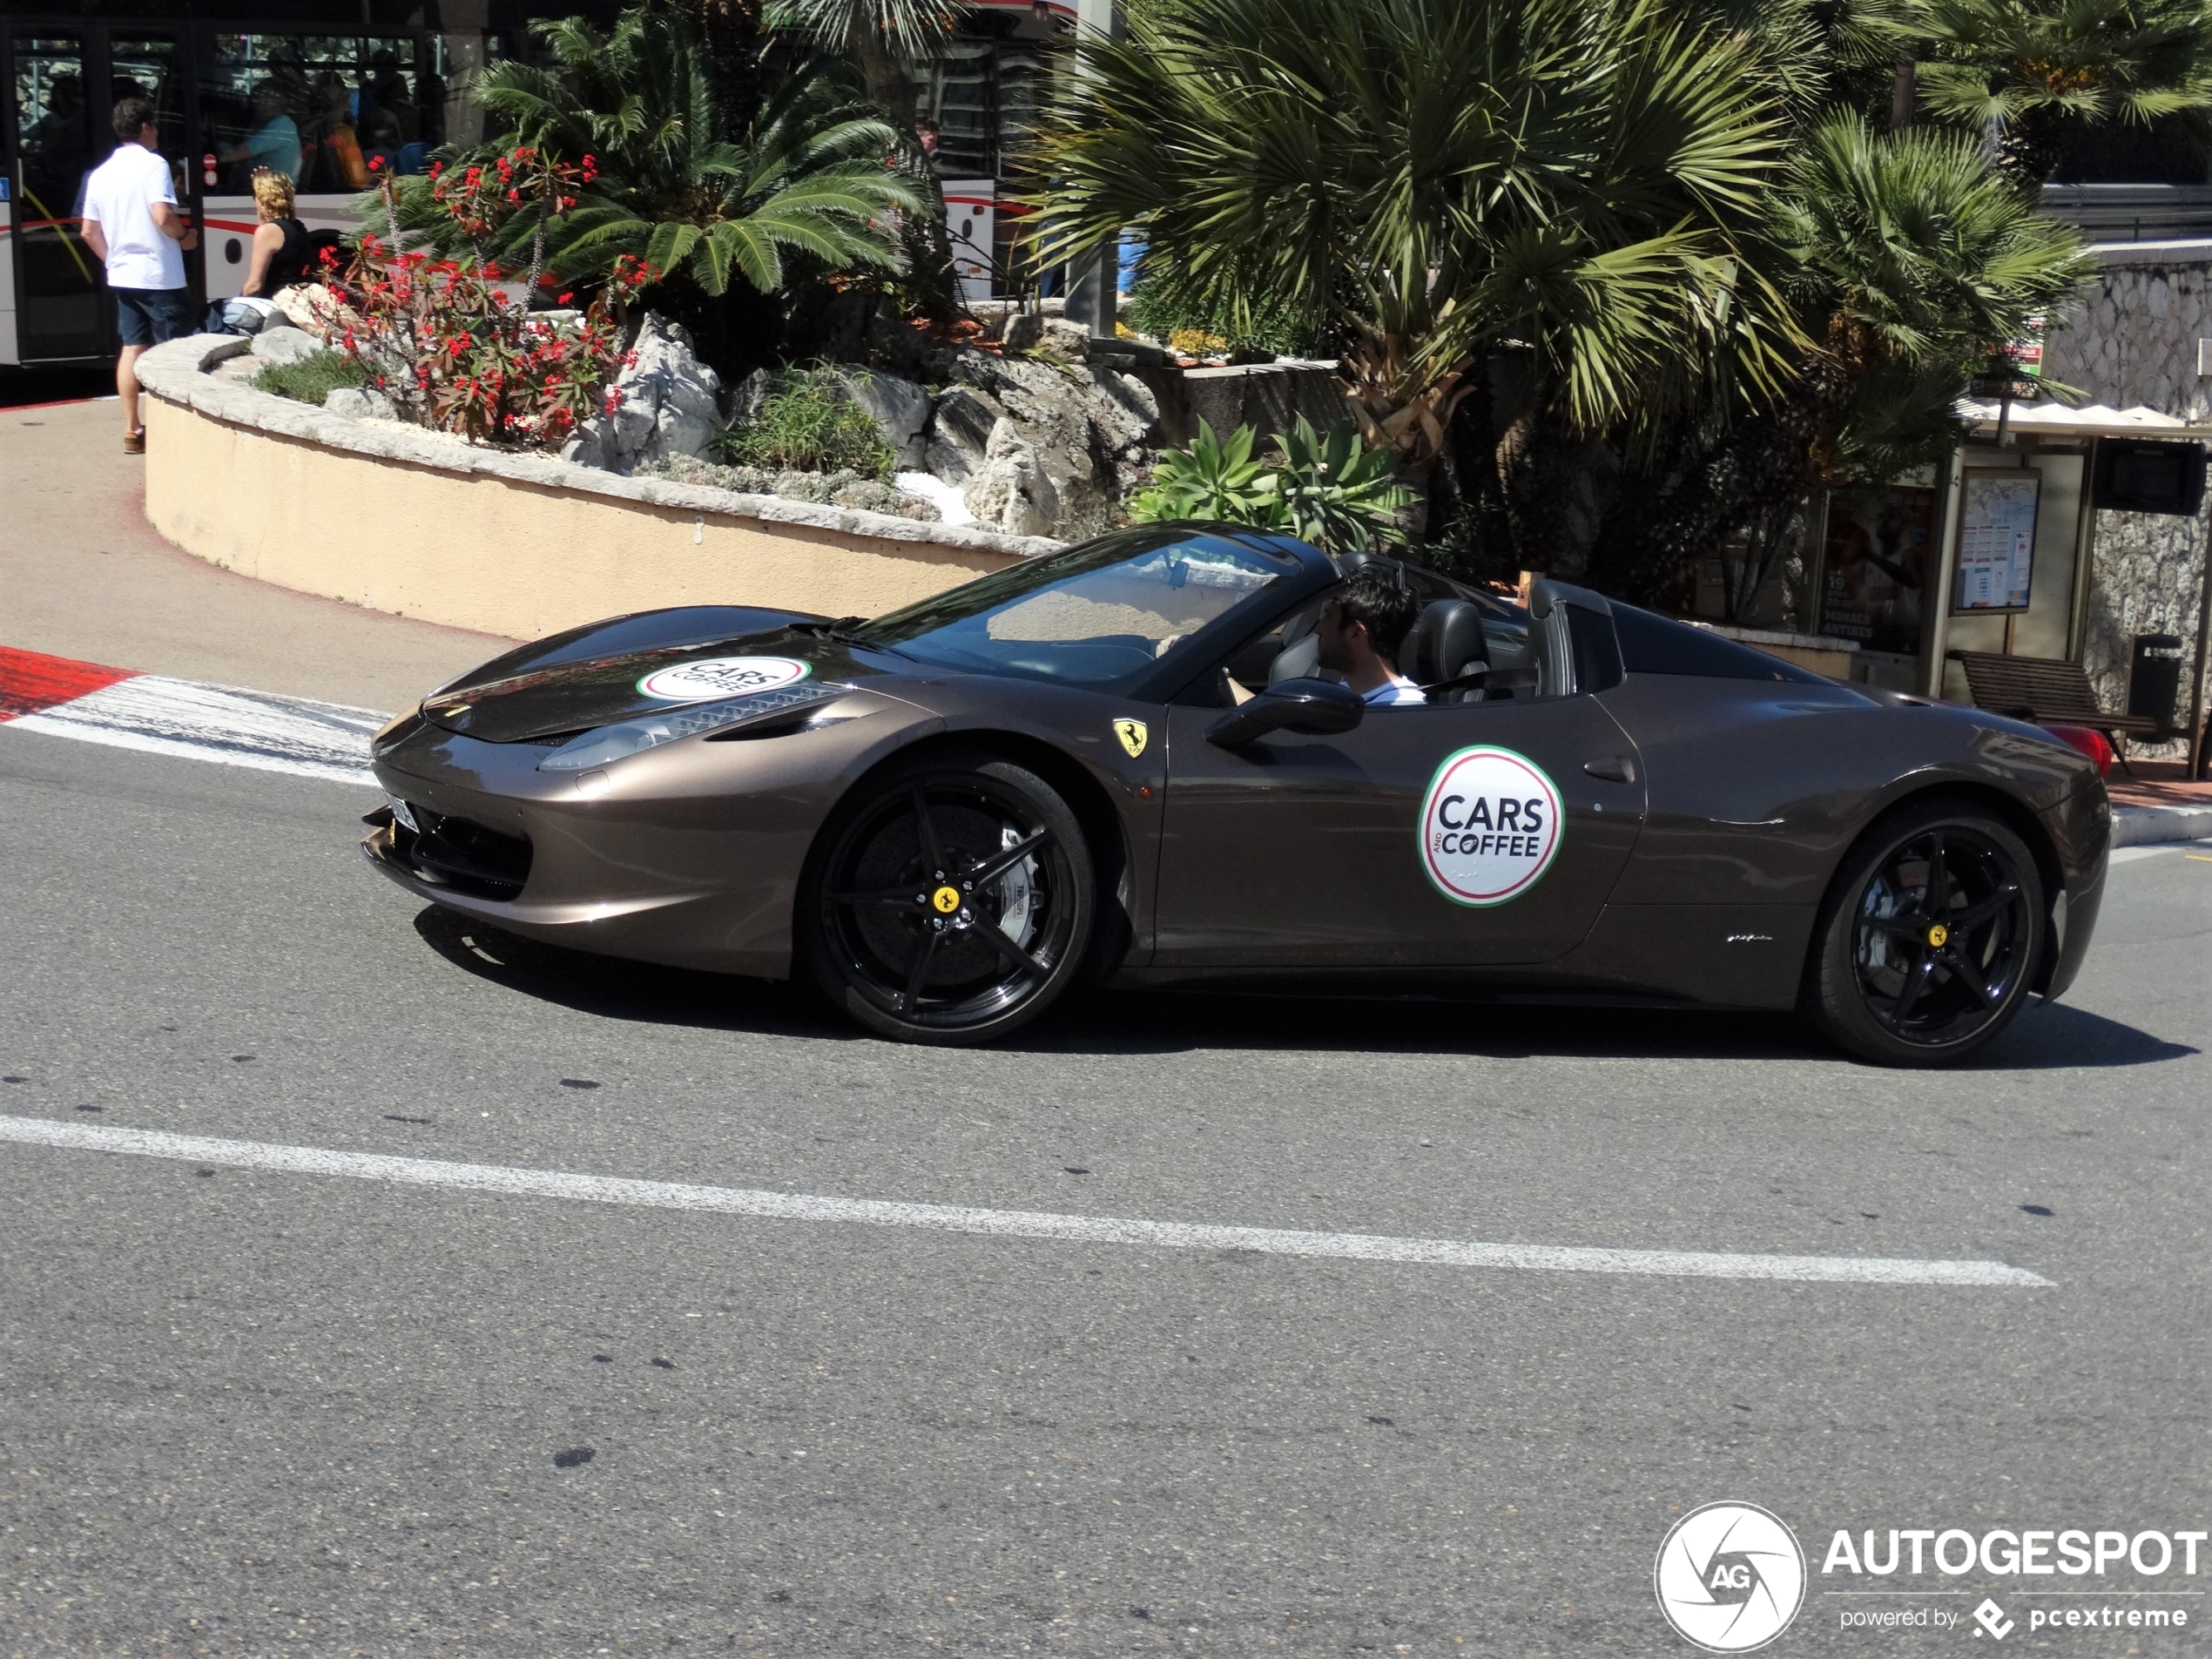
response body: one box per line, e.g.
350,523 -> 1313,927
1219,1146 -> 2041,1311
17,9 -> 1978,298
1947,649 -> 2171,766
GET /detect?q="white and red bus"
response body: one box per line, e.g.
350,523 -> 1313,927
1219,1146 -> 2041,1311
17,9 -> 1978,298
3,6 -> 1068,366
2,14 -> 486,367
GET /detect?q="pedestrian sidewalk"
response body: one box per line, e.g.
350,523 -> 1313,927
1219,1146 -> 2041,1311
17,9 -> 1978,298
2110,759 -> 2212,846
1,397 -> 512,711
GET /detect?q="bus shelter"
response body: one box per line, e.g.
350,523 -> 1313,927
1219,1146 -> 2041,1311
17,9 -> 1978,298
1810,400 -> 2212,772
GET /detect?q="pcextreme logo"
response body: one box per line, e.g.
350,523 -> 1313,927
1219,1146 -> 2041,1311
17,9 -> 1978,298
1655,1502 -> 1808,1652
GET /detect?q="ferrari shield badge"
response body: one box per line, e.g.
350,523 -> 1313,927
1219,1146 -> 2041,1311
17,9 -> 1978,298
1113,718 -> 1149,759
1419,745 -> 1564,907
637,656 -> 812,703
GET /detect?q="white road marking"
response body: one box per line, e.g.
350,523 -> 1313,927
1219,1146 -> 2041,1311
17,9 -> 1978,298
0,1116 -> 2052,1287
9,675 -> 382,786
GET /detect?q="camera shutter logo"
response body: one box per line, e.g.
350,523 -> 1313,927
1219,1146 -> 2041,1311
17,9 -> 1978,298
1654,1501 -> 1806,1652
636,656 -> 812,704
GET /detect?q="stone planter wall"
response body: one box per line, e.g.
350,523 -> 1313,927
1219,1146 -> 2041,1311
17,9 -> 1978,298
2040,239 -> 2212,751
134,334 -> 1062,643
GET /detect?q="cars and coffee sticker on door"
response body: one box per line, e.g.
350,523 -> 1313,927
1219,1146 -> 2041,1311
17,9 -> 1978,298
637,657 -> 812,703
1420,745 -> 1564,906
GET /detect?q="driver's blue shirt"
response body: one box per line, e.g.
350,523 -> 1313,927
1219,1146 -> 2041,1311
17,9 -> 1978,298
1364,675 -> 1426,706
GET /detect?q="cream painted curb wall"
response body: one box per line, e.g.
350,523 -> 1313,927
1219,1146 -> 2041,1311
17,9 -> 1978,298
137,335 -> 1060,640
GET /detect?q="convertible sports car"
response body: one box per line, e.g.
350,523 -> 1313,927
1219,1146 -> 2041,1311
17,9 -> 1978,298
364,525 -> 2109,1063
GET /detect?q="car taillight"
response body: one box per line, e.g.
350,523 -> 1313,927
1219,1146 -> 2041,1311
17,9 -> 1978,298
2041,723 -> 2114,778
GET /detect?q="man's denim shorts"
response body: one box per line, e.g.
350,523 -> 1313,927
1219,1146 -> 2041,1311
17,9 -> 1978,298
114,287 -> 191,348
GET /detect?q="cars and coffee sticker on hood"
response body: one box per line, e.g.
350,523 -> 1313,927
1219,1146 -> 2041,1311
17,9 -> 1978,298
636,657 -> 813,704
1420,745 -> 1563,906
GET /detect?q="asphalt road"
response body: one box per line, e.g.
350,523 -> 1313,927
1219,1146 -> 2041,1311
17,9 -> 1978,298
2,725 -> 2206,1657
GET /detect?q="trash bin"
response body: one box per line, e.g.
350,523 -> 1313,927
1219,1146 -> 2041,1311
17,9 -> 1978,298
2128,633 -> 2186,732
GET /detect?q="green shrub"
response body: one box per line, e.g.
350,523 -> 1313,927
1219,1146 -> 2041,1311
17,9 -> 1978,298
1129,422 -> 1281,526
1130,417 -> 1412,552
720,369 -> 894,480
1126,266 -> 1327,360
253,349 -> 369,406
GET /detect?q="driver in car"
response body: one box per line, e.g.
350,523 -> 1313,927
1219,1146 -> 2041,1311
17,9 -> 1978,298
1315,563 -> 1425,705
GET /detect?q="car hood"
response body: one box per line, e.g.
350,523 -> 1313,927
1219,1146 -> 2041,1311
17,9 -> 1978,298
420,624 -> 910,744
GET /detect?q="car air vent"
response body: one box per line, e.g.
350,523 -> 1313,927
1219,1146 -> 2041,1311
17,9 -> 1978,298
390,805 -> 531,901
704,707 -> 830,741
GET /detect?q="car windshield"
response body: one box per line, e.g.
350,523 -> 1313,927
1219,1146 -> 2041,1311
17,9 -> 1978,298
857,529 -> 1299,690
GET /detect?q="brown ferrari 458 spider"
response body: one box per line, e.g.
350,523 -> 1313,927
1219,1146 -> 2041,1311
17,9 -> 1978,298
365,525 -> 2109,1062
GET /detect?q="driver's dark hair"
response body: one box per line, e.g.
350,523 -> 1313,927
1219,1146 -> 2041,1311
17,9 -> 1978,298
1332,563 -> 1418,665
112,96 -> 157,141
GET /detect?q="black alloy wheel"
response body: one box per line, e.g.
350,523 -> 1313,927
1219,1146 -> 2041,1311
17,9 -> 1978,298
800,754 -> 1095,1044
1808,799 -> 2046,1066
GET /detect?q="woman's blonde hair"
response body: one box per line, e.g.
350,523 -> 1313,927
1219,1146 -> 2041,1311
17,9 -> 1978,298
251,170 -> 296,220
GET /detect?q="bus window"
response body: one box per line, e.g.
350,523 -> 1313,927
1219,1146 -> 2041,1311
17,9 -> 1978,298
200,32 -> 438,199
109,37 -> 190,196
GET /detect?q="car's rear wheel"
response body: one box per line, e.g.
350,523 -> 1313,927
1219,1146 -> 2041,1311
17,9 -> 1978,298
1806,798 -> 2045,1066
800,753 -> 1095,1044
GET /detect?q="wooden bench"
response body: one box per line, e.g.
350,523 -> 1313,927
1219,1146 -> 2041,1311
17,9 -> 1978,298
1948,650 -> 2172,763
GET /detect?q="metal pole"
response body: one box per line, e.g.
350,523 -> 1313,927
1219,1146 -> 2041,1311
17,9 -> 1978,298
1064,0 -> 1124,340
1923,447 -> 1968,698
2188,509 -> 2212,777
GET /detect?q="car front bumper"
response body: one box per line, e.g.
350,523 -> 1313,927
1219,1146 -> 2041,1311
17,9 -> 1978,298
364,691 -> 941,980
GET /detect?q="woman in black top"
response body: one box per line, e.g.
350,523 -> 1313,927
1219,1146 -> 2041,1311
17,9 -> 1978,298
241,168 -> 312,299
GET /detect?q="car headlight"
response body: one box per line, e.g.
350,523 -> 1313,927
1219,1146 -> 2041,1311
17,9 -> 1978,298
539,682 -> 844,772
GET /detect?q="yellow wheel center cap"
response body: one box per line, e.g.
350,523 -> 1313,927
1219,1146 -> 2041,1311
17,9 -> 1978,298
1925,922 -> 1950,948
932,886 -> 962,914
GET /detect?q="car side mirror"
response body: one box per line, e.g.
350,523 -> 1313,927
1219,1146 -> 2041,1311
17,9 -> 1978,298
1205,677 -> 1366,747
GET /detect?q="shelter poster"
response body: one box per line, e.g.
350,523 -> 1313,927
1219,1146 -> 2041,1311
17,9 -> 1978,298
1954,469 -> 2040,613
1820,485 -> 1933,656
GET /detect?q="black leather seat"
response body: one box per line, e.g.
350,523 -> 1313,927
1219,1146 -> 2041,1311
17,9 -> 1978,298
1402,599 -> 1489,701
1265,604 -> 1325,686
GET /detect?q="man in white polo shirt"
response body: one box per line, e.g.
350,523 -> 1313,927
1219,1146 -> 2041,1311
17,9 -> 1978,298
78,96 -> 198,455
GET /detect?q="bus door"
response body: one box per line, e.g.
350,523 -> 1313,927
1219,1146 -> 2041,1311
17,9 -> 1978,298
7,28 -> 104,362
4,25 -> 200,365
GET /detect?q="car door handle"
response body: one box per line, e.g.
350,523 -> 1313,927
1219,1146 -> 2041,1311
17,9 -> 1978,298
1583,755 -> 1636,783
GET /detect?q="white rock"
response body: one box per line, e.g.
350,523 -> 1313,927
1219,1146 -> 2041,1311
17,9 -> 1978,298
322,386 -> 395,421
895,469 -> 976,528
962,417 -> 1058,537
1040,317 -> 1092,361
602,314 -> 723,470
835,370 -> 932,460
251,326 -> 321,365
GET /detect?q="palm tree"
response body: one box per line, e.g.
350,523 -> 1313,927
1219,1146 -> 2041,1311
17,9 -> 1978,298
1588,112 -> 2094,604
1032,0 -> 1798,469
768,0 -> 968,128
401,8 -> 923,299
768,0 -> 972,318
1912,0 -> 2212,182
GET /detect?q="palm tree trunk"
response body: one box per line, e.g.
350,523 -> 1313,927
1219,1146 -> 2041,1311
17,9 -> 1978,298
1890,49 -> 1915,129
696,0 -> 765,133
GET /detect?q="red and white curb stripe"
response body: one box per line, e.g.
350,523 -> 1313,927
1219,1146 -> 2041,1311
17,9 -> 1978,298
0,644 -> 383,787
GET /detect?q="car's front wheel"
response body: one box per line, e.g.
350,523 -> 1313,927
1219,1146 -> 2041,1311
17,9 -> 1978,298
1806,798 -> 2046,1066
799,753 -> 1096,1044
